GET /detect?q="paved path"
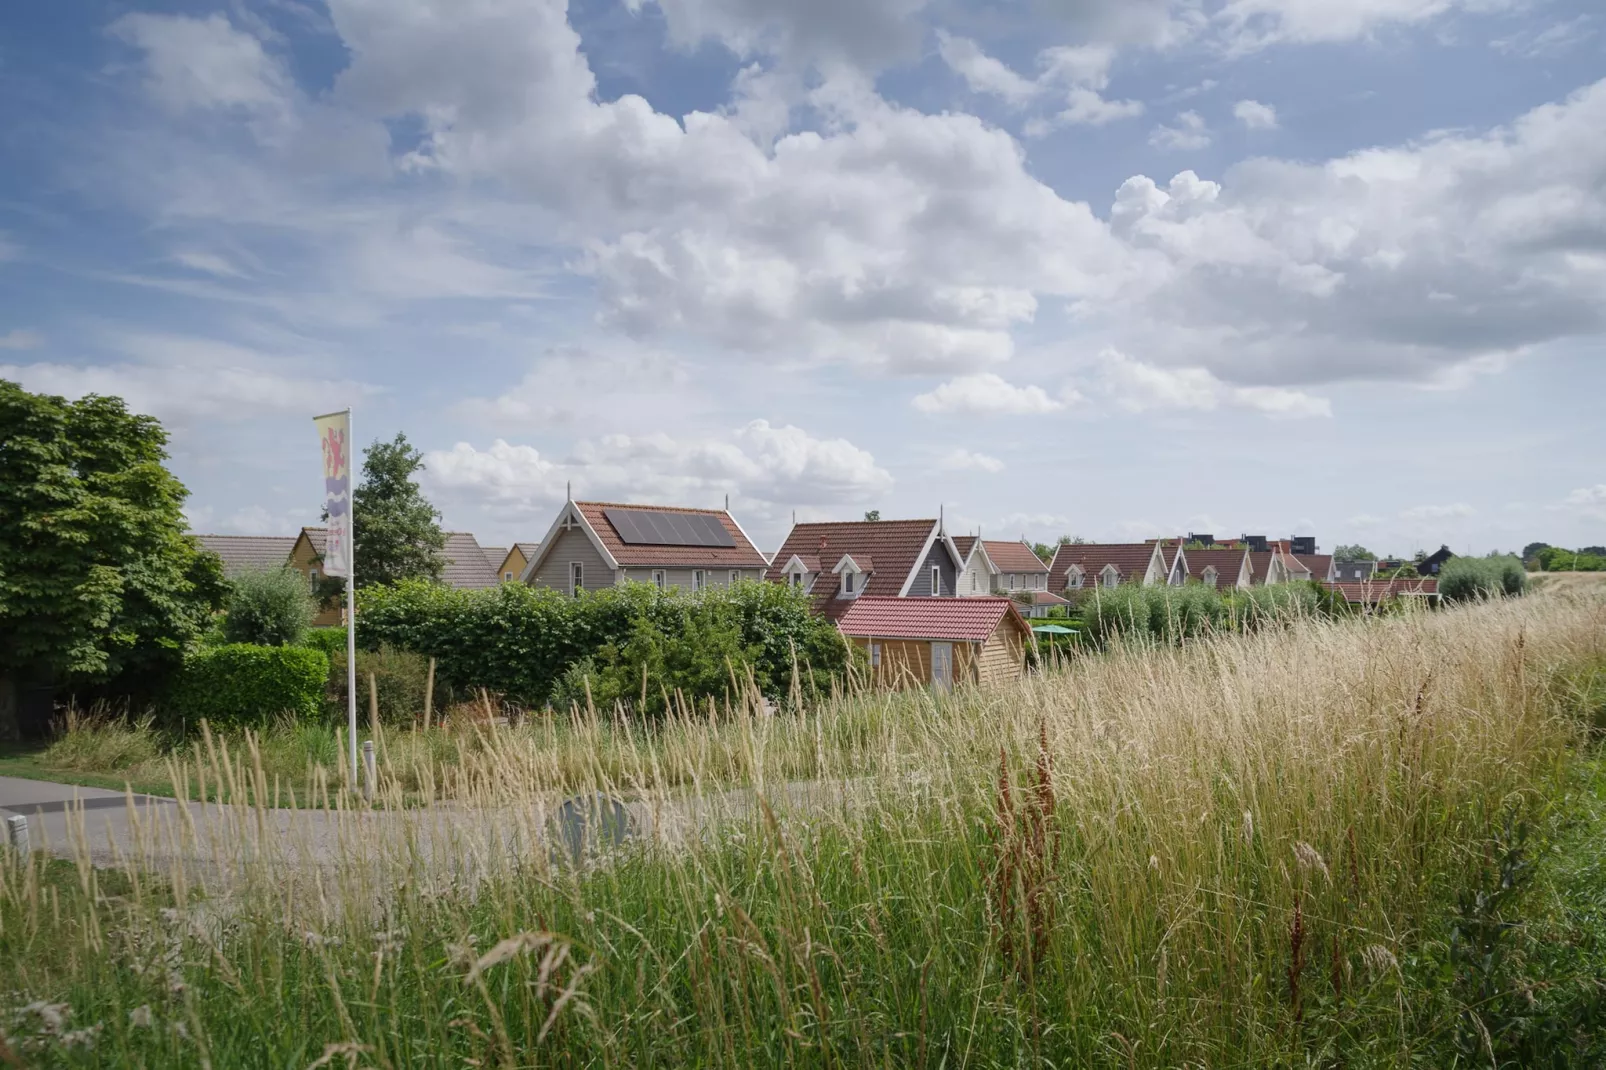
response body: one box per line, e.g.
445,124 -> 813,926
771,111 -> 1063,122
0,773 -> 876,893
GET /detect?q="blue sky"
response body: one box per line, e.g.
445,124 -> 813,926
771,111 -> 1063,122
1,0 -> 1603,557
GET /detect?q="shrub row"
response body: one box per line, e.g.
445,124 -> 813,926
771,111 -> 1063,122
1081,582 -> 1324,645
168,644 -> 328,730
356,579 -> 851,714
1439,555 -> 1527,602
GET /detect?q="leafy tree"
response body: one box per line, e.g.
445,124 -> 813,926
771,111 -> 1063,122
1583,545 -> 1606,556
1521,542 -> 1551,562
223,568 -> 316,646
862,510 -> 881,522
1334,544 -> 1376,562
1439,556 -> 1526,602
0,381 -> 226,693
349,433 -> 446,590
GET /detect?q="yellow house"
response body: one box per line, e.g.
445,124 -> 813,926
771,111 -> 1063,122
291,527 -> 507,626
492,542 -> 540,584
288,527 -> 342,627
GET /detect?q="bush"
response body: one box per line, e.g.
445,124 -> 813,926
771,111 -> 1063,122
1440,556 -> 1527,603
1084,584 -> 1228,645
224,568 -> 317,647
168,644 -> 328,730
327,644 -> 433,727
357,578 -> 849,712
303,626 -> 348,659
1229,582 -> 1320,629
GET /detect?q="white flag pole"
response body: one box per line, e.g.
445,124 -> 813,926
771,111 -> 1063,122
345,409 -> 358,786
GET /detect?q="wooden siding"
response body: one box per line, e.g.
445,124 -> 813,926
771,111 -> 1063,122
530,526 -> 615,594
852,616 -> 1027,691
289,534 -> 342,627
907,539 -> 958,597
619,567 -> 764,591
499,545 -> 532,583
958,553 -> 992,596
976,627 -> 1025,687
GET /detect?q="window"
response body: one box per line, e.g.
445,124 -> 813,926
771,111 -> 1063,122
1102,566 -> 1119,589
970,571 -> 978,592
870,643 -> 881,668
503,571 -> 513,582
570,561 -> 583,596
1009,573 -> 1017,591
729,570 -> 739,586
1202,566 -> 1218,586
930,565 -> 941,595
842,570 -> 856,595
1067,568 -> 1083,589
790,571 -> 804,588
693,570 -> 706,591
652,569 -> 667,589
309,567 -> 321,594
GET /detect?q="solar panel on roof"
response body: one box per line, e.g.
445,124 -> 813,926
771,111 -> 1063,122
603,508 -> 735,548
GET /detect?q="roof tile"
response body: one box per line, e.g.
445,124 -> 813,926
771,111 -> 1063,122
983,539 -> 1049,574
835,596 -> 1028,642
765,519 -> 939,598
191,534 -> 298,578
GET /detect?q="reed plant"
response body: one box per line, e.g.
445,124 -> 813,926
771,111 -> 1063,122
2,587 -> 1603,1066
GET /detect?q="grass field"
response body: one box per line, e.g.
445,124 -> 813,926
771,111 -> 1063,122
3,587 -> 1605,1066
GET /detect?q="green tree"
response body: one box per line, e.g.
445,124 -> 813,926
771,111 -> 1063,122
1334,544 -> 1376,562
0,381 -> 226,691
350,433 -> 446,589
223,568 -> 317,646
1521,541 -> 1551,562
862,510 -> 881,522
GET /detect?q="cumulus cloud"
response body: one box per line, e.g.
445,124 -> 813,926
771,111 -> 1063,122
1092,349 -> 1332,417
938,448 -> 1006,473
424,421 -> 893,517
108,12 -> 295,136
1233,99 -> 1278,130
912,372 -> 1064,415
1149,110 -> 1211,150
1215,0 -> 1518,52
936,31 -> 1039,106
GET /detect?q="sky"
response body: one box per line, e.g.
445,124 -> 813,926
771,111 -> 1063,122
1,0 -> 1603,559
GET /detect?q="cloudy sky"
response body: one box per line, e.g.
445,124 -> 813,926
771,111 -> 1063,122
2,0 -> 1603,557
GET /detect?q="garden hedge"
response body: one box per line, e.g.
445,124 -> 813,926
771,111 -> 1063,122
168,643 -> 329,730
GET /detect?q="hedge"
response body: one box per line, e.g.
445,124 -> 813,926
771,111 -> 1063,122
1439,555 -> 1527,603
356,579 -> 850,712
1081,582 -> 1323,645
168,644 -> 329,730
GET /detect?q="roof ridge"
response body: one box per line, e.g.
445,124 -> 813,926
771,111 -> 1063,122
578,500 -> 730,514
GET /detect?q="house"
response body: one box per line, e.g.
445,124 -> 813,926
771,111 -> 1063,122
1324,577 -> 1439,608
492,542 -> 541,584
1418,545 -> 1455,576
191,534 -> 298,579
953,537 -> 1052,597
836,597 -> 1032,690
526,500 -> 768,595
1294,553 -> 1335,582
1047,541 -> 1170,596
291,527 -> 502,625
1168,546 -> 1252,589
1243,541 -> 1327,586
1332,558 -> 1378,582
767,517 -> 963,619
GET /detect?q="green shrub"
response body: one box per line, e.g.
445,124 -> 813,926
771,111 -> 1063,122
1440,556 -> 1526,603
224,568 -> 317,646
357,578 -> 849,712
1229,582 -> 1320,629
327,644 -> 433,727
302,626 -> 348,659
168,644 -> 328,730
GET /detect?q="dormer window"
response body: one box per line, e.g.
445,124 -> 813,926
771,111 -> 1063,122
1101,565 -> 1120,589
1202,566 -> 1218,586
841,569 -> 857,596
789,570 -> 804,588
1066,567 -> 1084,590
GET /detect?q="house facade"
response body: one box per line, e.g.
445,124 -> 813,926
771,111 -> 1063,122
1167,546 -> 1253,589
1418,545 -> 1455,576
766,517 -> 965,618
493,542 -> 541,584
1332,558 -> 1378,582
835,596 -> 1032,690
526,500 -> 768,595
1046,541 -> 1170,597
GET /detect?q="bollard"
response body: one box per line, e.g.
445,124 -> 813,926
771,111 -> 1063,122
5,814 -> 29,856
362,739 -> 376,802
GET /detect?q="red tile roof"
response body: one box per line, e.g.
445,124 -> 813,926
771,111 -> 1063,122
1295,554 -> 1332,580
1046,542 -> 1159,589
952,535 -> 978,561
1017,591 -> 1071,606
1177,548 -> 1247,590
1324,578 -> 1439,603
1245,551 -> 1273,584
984,539 -> 1049,574
575,501 -> 767,568
835,597 -> 1028,643
765,519 -> 939,598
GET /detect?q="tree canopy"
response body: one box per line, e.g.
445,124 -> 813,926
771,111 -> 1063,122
1333,544 -> 1376,562
0,381 -> 225,686
350,433 -> 446,589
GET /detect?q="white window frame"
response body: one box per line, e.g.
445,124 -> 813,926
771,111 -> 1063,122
930,565 -> 941,595
309,567 -> 321,594
729,569 -> 739,586
789,570 -> 804,588
870,642 -> 881,668
570,561 -> 583,597
1202,566 -> 1218,586
503,570 -> 514,582
1067,567 -> 1083,590
693,569 -> 706,591
1009,573 -> 1017,591
1102,565 -> 1119,589
841,569 -> 857,596
652,569 -> 667,589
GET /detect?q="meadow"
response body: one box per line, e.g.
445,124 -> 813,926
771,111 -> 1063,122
3,586 -> 1605,1066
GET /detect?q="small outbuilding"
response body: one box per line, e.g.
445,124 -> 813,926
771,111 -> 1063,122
835,596 -> 1033,690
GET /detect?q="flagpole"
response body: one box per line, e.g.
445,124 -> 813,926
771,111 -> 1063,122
345,408 -> 358,786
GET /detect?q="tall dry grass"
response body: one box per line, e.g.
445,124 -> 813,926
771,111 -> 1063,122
2,588 -> 1603,1066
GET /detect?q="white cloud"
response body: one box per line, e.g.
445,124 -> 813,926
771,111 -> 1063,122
912,372 -> 1064,415
0,329 -> 43,350
936,31 -> 1039,106
938,448 -> 1006,473
424,421 -> 892,518
1563,484 -> 1606,520
1400,503 -> 1475,522
1215,0 -> 1519,52
1233,99 -> 1279,130
108,13 -> 295,133
631,0 -> 930,70
1093,349 -> 1332,417
1492,16 -> 1595,59
1149,110 -> 1211,150
172,251 -> 246,278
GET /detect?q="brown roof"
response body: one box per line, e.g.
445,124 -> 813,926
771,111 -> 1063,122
481,546 -> 508,572
1177,548 -> 1247,590
836,596 -> 1028,643
951,535 -> 978,562
1294,554 -> 1332,580
192,534 -> 297,578
1245,551 -> 1272,584
765,519 -> 940,599
984,539 -> 1049,574
1046,542 -> 1158,589
575,501 -> 768,568
300,527 -> 499,590
1324,578 -> 1438,603
1017,591 -> 1071,606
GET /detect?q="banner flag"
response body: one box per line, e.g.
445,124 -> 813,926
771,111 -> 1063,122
315,410 -> 353,578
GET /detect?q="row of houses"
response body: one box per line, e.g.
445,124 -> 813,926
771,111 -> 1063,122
195,499 -> 1440,692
